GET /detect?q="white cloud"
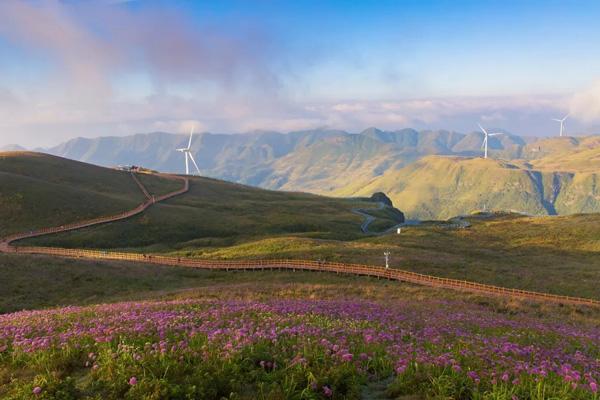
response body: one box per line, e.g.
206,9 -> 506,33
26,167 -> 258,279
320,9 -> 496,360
570,80 -> 600,122
0,1 -> 594,147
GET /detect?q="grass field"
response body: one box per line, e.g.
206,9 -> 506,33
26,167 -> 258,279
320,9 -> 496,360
135,172 -> 184,197
4,152 -> 600,301
0,253 -> 386,314
0,152 -> 181,236
23,211 -> 600,299
1,258 -> 598,399
22,175 -> 402,251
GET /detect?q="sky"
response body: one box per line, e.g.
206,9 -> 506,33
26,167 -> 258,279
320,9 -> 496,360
1,0 -> 600,148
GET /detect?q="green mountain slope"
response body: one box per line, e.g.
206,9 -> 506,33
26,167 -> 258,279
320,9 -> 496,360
0,152 -> 211,237
1,152 -> 144,236
7,153 -> 402,251
332,155 -> 600,219
41,129 -> 600,219
524,135 -> 600,172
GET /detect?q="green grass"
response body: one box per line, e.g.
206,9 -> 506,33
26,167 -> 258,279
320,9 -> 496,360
159,213 -> 599,299
5,152 -> 600,301
333,155 -> 600,219
23,175 -> 402,251
0,152 -> 180,236
135,172 -> 183,197
2,253 -> 599,326
19,173 -> 600,299
0,252 -> 361,313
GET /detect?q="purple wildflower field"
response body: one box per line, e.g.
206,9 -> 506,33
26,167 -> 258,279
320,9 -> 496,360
0,298 -> 598,399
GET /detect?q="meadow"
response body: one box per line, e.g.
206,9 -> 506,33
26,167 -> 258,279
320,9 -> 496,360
21,175 -> 402,251
24,211 -> 600,300
0,153 -> 178,236
1,291 -> 598,399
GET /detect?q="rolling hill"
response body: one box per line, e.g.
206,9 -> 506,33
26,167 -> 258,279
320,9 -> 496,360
26,128 -> 600,219
2,150 -> 600,302
2,151 -> 404,250
332,155 -> 600,219
0,152 -> 171,236
44,127 -> 529,186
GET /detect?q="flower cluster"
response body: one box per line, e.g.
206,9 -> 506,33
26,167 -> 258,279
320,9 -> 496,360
0,299 -> 598,398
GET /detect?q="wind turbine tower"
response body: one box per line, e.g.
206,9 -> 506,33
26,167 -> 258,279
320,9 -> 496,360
176,128 -> 201,175
478,124 -> 503,159
552,114 -> 569,137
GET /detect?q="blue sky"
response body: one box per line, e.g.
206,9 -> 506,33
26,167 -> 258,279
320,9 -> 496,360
0,0 -> 599,147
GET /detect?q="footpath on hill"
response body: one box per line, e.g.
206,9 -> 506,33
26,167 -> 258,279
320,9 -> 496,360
0,172 -> 598,308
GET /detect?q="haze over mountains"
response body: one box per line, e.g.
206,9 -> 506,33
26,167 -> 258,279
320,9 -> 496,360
36,128 -> 600,219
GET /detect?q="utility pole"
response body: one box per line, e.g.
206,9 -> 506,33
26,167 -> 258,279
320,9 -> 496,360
384,251 -> 390,269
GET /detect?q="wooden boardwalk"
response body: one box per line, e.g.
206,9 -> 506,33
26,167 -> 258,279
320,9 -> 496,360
1,173 -> 598,308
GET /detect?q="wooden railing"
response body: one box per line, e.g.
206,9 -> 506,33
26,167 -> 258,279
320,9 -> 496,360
0,173 -> 188,250
1,173 -> 598,308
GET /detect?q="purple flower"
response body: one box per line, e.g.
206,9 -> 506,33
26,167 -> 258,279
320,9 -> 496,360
33,386 -> 42,395
323,385 -> 333,397
129,376 -> 137,386
467,371 -> 479,382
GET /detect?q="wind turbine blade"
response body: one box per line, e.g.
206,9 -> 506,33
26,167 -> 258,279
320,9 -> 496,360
185,153 -> 189,175
563,114 -> 570,120
552,119 -> 562,122
188,153 -> 201,175
477,123 -> 488,135
187,128 -> 194,149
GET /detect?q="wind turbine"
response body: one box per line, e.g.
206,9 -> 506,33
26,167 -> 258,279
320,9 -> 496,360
478,124 -> 503,159
176,128 -> 201,175
552,114 -> 569,137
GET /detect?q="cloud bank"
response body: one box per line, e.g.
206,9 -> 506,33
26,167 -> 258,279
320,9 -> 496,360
0,1 -> 596,147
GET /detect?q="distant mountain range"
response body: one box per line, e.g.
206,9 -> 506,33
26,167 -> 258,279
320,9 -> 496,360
9,127 -> 600,219
0,144 -> 26,152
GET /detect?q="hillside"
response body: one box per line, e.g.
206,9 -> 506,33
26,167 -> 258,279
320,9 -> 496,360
44,127 -> 528,186
0,152 -> 173,236
333,155 -> 600,219
2,152 -> 402,251
22,175 -> 403,251
523,135 -> 600,172
20,129 -> 600,219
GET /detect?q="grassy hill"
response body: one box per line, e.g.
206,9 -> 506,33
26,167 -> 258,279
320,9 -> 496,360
3,152 -> 402,251
0,152 -> 183,237
331,155 -> 600,219
22,175 -> 403,251
523,135 -> 600,173
149,212 -> 599,299
1,152 -> 142,236
42,129 -> 600,219
4,151 -> 600,300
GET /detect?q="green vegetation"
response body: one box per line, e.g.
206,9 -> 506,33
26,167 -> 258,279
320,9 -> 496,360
183,212 -> 598,299
1,272 -> 598,399
21,212 -> 600,300
47,130 -> 600,219
22,175 -> 402,251
135,172 -> 183,197
4,151 -> 600,301
333,155 -> 600,219
0,152 -> 179,236
0,253 -> 385,314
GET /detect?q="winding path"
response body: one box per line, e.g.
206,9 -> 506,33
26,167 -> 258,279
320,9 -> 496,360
1,173 -> 598,308
352,202 -> 385,233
